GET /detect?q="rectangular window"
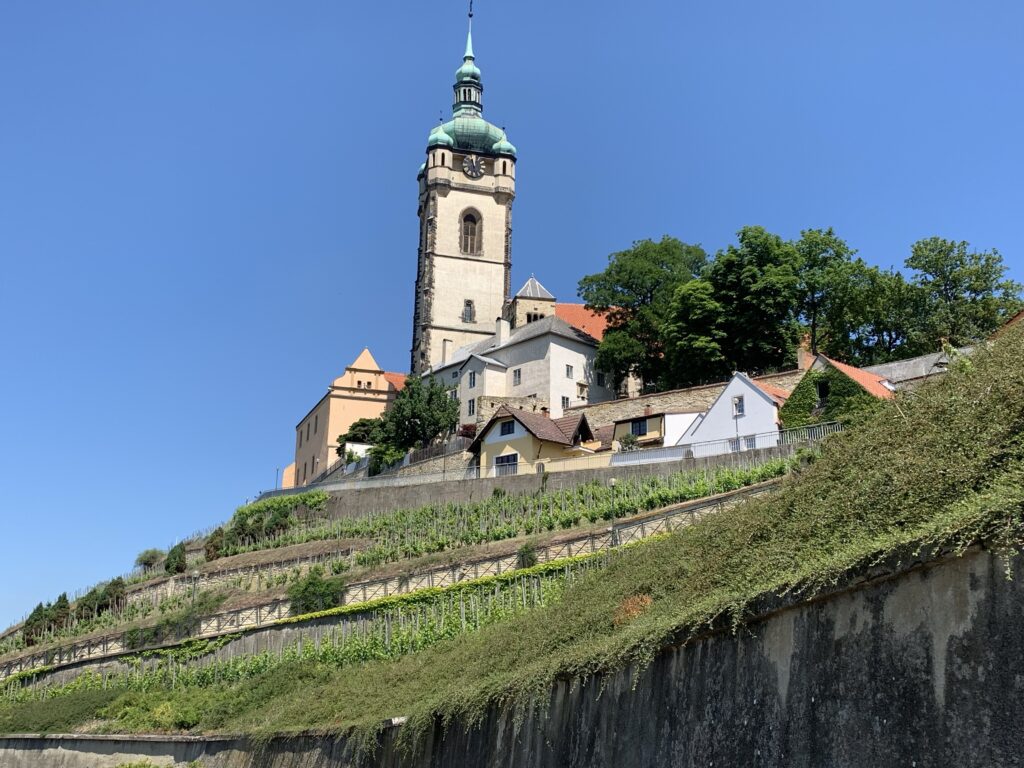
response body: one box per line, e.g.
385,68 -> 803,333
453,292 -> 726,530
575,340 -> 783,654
468,398 -> 476,416
597,372 -> 606,387
306,423 -> 311,441
565,364 -> 574,379
500,420 -> 515,436
577,383 -> 588,399
298,429 -> 303,448
451,371 -> 458,379
631,418 -> 648,437
513,368 -> 521,386
449,389 -> 458,401
744,435 -> 757,450
469,371 -> 477,388
314,414 -> 318,434
494,454 -> 519,476
732,395 -> 745,417
729,438 -> 740,453
561,396 -> 570,409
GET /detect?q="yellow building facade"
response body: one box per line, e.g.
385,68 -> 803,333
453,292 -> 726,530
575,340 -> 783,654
286,349 -> 406,488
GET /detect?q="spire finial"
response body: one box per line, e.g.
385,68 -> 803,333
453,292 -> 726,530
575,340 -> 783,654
465,1 -> 475,60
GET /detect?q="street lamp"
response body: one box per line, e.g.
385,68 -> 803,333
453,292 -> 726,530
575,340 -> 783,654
191,571 -> 200,605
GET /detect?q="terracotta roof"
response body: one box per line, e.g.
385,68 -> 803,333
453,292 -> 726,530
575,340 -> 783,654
382,372 -> 407,391
555,303 -> 609,341
469,405 -> 592,453
752,380 -> 791,406
993,308 -> 1024,338
821,356 -> 894,399
592,424 -> 615,452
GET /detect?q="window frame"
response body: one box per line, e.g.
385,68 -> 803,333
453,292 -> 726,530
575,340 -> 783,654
512,368 -> 522,386
467,398 -> 476,416
630,418 -> 648,437
494,453 -> 519,476
499,420 -> 515,436
460,210 -> 482,255
732,395 -> 745,417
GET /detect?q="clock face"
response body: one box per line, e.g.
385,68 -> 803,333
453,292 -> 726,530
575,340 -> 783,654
462,155 -> 485,179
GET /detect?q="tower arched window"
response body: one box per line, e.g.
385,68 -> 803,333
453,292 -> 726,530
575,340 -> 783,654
462,299 -> 476,323
460,211 -> 481,254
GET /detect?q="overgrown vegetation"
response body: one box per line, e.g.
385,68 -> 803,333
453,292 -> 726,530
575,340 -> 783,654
204,491 -> 329,561
780,367 -> 882,427
4,323 -> 1022,741
286,567 -> 347,615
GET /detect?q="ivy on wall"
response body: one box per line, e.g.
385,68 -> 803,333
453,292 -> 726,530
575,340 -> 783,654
780,367 -> 882,428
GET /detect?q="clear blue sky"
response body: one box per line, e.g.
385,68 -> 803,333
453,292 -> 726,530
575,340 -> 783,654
1,0 -> 1021,627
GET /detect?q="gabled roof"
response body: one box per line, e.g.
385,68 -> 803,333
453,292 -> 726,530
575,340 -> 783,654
819,355 -> 894,399
555,303 -> 609,341
429,315 -> 598,375
382,372 -> 407,391
348,347 -> 381,372
752,379 -> 791,406
515,276 -> 555,300
469,405 -> 593,453
592,424 -> 615,452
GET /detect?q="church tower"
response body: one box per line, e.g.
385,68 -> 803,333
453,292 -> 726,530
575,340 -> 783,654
410,10 -> 517,374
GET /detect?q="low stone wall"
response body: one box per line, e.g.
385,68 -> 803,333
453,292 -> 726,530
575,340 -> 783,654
5,545 -> 1023,767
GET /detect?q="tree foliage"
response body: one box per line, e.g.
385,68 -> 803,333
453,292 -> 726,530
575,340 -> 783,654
164,543 -> 187,575
335,417 -> 384,457
134,549 -> 164,571
578,236 -> 706,387
584,228 -> 1021,388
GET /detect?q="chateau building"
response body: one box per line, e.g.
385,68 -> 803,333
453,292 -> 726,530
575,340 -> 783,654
284,349 -> 406,488
410,14 -> 517,374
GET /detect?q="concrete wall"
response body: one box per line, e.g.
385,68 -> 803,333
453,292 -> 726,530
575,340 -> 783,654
6,546 -> 1023,767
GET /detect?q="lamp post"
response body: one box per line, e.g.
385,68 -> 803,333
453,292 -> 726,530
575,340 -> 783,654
191,571 -> 200,605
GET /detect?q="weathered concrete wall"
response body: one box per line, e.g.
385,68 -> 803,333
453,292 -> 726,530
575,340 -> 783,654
4,545 -> 1023,767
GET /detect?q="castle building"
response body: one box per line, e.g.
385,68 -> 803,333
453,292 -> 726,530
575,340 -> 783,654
284,348 -> 406,488
410,13 -> 517,374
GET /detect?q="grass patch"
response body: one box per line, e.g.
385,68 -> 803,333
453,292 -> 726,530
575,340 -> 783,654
3,325 -> 1024,742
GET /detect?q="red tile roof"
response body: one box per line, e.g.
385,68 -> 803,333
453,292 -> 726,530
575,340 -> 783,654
752,380 -> 791,406
555,303 -> 609,341
993,308 -> 1024,338
382,372 -> 407,392
821,356 -> 894,399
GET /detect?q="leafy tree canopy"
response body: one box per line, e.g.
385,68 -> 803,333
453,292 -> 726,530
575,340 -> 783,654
578,236 -> 707,387
134,548 -> 164,570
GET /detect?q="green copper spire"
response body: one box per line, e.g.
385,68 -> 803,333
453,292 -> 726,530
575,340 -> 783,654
423,2 -> 516,161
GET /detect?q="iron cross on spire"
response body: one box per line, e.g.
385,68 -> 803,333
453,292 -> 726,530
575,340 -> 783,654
468,0 -> 473,19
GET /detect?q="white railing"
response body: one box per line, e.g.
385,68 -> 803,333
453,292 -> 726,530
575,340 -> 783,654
255,423 -> 843,496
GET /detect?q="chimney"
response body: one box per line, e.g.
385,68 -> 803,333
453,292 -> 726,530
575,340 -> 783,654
644,406 -> 652,417
797,334 -> 813,371
496,317 -> 510,345
441,338 -> 453,366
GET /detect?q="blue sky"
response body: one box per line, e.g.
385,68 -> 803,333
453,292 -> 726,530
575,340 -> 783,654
0,0 -> 1021,627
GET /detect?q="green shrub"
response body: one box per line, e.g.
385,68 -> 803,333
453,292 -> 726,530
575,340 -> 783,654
286,567 -> 347,615
204,527 -> 226,561
164,543 -> 187,575
516,543 -> 538,569
134,549 -> 164,570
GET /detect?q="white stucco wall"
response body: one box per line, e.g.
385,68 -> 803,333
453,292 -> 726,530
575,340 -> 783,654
679,375 -> 781,454
663,413 -> 701,446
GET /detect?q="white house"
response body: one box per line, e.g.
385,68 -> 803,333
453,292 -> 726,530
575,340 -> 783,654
676,372 -> 790,456
428,312 -> 617,427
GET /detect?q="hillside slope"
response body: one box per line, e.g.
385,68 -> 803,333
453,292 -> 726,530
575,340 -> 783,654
2,325 -> 1022,743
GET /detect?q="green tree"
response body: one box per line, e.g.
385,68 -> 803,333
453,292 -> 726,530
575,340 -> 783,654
663,279 -> 728,386
287,566 -> 347,615
134,548 -> 164,571
335,417 -> 384,457
905,237 -> 1022,347
378,375 -> 458,452
792,228 -> 858,354
164,543 -> 187,575
578,236 -> 707,387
